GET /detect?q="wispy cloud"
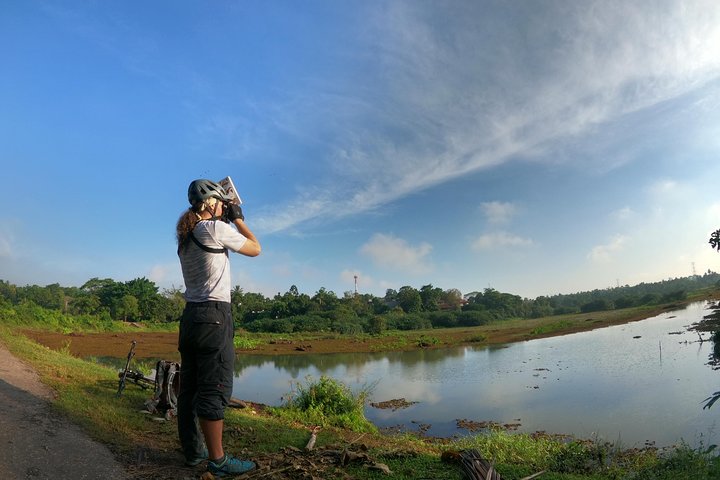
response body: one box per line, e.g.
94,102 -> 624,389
360,233 -> 432,274
611,206 -> 634,221
472,232 -> 533,251
588,235 -> 628,263
255,1 -> 720,233
481,201 -> 518,224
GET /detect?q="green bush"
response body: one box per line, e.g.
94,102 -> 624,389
456,310 -> 492,327
366,315 -> 387,335
245,318 -> 294,333
428,311 -> 457,328
385,313 -> 431,331
233,335 -> 261,350
288,314 -> 332,332
280,375 -> 376,432
331,319 -> 364,335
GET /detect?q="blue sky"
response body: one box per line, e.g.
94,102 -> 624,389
2,1 -> 720,299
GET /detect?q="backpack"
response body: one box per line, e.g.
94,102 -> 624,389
145,360 -> 181,419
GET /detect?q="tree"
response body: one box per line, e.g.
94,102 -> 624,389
704,230 -> 720,409
440,288 -> 464,311
710,229 -> 720,252
18,284 -> 65,310
311,288 -> 339,312
125,277 -> 160,321
70,293 -> 101,315
367,315 -> 387,335
160,287 -> 186,322
419,284 -> 442,311
115,295 -> 139,322
0,280 -> 17,303
80,277 -> 116,294
530,296 -> 553,318
397,286 -> 422,313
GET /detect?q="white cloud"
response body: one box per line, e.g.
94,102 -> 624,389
254,1 -> 720,233
648,180 -> 679,196
360,233 -> 432,274
611,207 -> 634,221
481,201 -> 518,224
472,232 -> 533,251
706,202 -> 720,222
147,264 -> 171,285
588,235 -> 628,263
271,1 -> 720,232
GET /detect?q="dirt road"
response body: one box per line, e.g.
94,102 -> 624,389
0,340 -> 129,480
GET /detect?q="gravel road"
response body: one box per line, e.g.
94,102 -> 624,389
0,340 -> 129,479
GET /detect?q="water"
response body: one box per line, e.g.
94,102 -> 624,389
232,301 -> 720,447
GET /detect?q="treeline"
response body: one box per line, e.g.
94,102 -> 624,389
0,277 -> 185,325
1,272 -> 719,334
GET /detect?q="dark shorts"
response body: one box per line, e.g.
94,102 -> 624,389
178,301 -> 234,420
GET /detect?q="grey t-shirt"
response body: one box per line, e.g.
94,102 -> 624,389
179,220 -> 247,303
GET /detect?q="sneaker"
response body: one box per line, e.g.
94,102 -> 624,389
185,447 -> 208,467
208,454 -> 256,477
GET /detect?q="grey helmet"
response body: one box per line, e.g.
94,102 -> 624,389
187,179 -> 231,205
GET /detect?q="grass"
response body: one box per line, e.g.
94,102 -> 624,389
275,375 -> 377,432
530,320 -> 574,336
2,322 -> 720,479
233,334 -> 262,350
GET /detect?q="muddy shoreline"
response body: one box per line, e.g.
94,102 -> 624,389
20,295 -> 718,361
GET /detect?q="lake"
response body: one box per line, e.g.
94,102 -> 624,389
232,301 -> 720,448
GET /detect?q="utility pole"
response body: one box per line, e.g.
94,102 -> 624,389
354,275 -> 358,296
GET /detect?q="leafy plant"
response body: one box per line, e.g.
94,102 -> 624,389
465,334 -> 487,343
233,335 -> 261,350
416,335 -> 439,347
278,375 -> 376,432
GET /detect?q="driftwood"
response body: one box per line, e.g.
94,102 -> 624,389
458,449 -> 545,480
305,426 -> 320,451
460,450 -> 502,480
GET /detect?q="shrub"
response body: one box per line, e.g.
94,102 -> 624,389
244,318 -> 294,333
456,310 -> 492,327
416,335 -> 439,347
233,335 -> 261,350
332,318 -> 365,334
366,315 -> 387,335
288,314 -> 331,332
428,311 -> 457,328
387,313 -> 431,331
280,375 -> 376,432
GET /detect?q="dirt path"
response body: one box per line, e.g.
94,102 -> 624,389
0,339 -> 129,480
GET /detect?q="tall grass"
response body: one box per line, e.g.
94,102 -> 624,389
0,302 -> 177,334
276,375 -> 377,432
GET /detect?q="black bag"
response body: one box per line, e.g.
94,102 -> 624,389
147,360 -> 181,418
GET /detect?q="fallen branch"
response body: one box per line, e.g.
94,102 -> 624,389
305,426 -> 321,451
458,449 -> 544,480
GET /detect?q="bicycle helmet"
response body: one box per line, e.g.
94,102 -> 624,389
187,179 -> 232,205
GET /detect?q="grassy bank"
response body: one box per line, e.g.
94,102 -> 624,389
1,326 -> 719,479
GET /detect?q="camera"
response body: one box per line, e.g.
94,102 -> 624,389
221,202 -> 244,222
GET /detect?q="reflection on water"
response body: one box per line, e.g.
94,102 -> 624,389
233,301 -> 720,447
